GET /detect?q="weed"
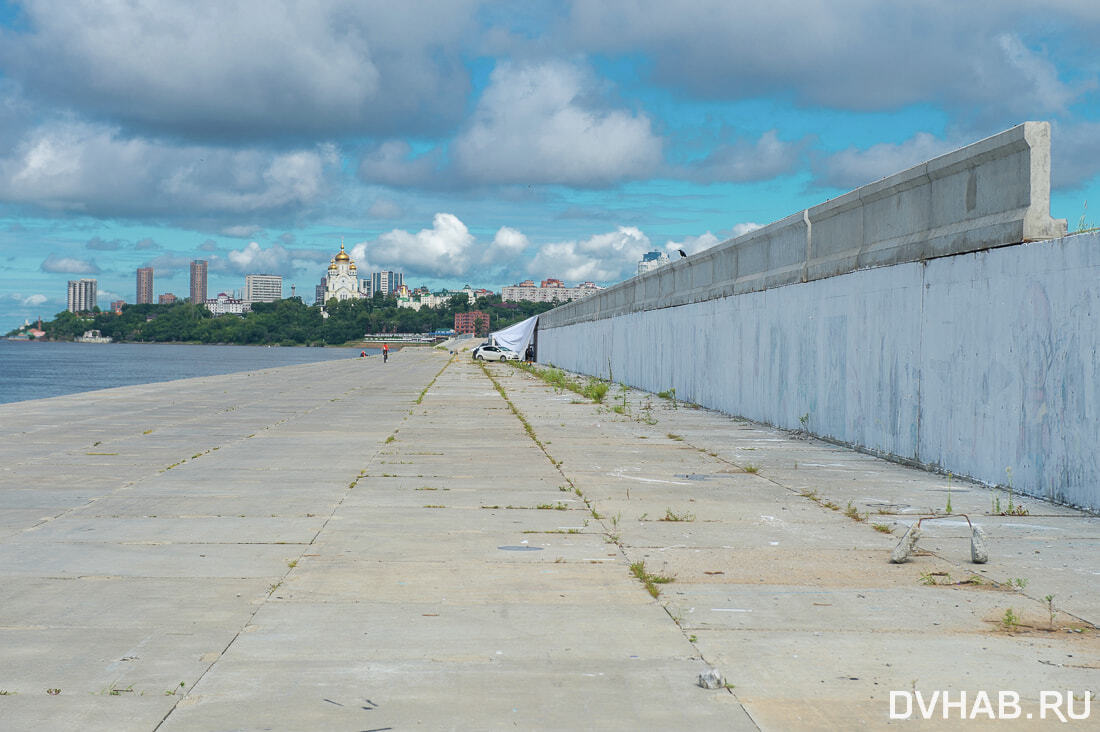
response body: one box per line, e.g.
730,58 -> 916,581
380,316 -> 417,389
667,433 -> 684,441
164,682 -> 186,696
574,487 -> 583,497
799,412 -> 809,429
872,523 -> 893,534
590,508 -> 604,520
416,486 -> 438,491
843,501 -> 865,521
800,489 -> 819,501
1011,577 -> 1029,591
688,634 -> 697,643
106,683 -> 135,696
607,533 -> 621,543
1044,594 -> 1056,628
559,485 -> 570,492
480,505 -> 500,510
822,500 -> 840,511
743,463 -> 760,474
385,434 -> 396,444
536,502 -> 569,511
582,378 -> 609,403
142,429 -> 152,435
287,560 -> 297,569
46,688 -> 61,695
423,504 -> 446,509
1001,607 -> 1019,631
945,472 -> 953,514
629,561 -> 675,598
919,571 -> 951,586
659,508 -> 696,522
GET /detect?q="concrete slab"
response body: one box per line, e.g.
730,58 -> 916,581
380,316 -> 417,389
3,350 -> 1098,730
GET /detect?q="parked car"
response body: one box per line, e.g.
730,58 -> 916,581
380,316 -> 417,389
473,345 -> 519,361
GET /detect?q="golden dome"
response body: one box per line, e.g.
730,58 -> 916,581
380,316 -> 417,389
334,242 -> 350,262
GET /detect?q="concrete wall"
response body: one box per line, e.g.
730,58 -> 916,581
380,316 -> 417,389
543,123 -> 1065,328
537,123 -> 1100,511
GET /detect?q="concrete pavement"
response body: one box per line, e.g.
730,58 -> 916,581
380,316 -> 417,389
0,348 -> 1096,730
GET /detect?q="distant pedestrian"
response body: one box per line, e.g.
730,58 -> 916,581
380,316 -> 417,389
360,350 -> 366,358
383,343 -> 389,363
525,344 -> 534,362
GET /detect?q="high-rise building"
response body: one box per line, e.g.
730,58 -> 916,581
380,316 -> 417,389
136,267 -> 154,304
110,300 -> 125,314
315,277 -> 327,305
158,293 -> 177,304
190,260 -> 208,304
370,270 -> 404,297
455,310 -> 490,335
67,279 -> 97,313
245,274 -> 283,303
638,250 -> 670,275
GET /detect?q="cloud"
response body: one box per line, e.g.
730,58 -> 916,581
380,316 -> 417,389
1052,120 -> 1100,190
0,122 -> 336,219
529,226 -> 652,283
135,237 -> 159,250
86,236 -> 121,250
1,0 -> 477,140
22,293 -> 48,306
681,131 -> 804,183
452,61 -> 663,186
222,225 -> 263,238
368,213 -> 475,277
198,239 -> 218,252
142,253 -> 194,278
565,2 -> 1090,121
729,222 -> 764,238
368,199 -> 403,219
359,141 -> 443,187
218,241 -> 329,277
812,132 -> 960,190
40,253 -> 99,274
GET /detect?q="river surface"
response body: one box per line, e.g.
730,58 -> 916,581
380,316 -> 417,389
0,341 -> 377,405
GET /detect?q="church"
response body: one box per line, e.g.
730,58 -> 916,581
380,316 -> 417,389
323,242 -> 362,302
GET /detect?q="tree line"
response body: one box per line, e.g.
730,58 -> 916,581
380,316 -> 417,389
17,294 -> 556,346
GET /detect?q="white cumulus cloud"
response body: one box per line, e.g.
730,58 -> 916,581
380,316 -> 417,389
451,61 -> 663,186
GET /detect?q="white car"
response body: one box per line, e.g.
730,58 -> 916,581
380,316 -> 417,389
473,345 -> 519,361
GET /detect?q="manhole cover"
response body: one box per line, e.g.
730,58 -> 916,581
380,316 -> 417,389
497,545 -> 543,551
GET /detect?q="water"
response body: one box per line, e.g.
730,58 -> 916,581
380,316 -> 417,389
0,341 -> 377,405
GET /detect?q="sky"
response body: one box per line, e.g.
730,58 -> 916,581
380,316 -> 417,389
1,0 -> 1099,333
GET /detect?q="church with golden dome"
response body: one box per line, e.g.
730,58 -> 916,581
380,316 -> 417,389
324,241 -> 362,302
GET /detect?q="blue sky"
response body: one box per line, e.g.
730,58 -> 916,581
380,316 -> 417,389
2,0 -> 1099,332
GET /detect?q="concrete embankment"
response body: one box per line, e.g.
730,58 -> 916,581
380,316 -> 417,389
1,350 -> 1097,730
538,122 -> 1100,513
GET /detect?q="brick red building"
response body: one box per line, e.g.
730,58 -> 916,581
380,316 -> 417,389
455,310 -> 490,335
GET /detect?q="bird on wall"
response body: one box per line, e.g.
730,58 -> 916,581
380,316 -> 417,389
678,249 -> 687,258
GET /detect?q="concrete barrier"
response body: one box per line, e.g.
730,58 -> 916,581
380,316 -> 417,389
537,123 -> 1100,511
542,122 -> 1066,328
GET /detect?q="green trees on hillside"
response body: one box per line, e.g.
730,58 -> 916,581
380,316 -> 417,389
23,295 -> 557,346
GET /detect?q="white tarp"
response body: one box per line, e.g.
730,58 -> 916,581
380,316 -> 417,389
490,315 -> 538,357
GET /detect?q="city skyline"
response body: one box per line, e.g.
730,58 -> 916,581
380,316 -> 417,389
2,2 -> 1100,333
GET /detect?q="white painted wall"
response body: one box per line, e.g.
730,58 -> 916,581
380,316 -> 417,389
539,232 -> 1100,511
